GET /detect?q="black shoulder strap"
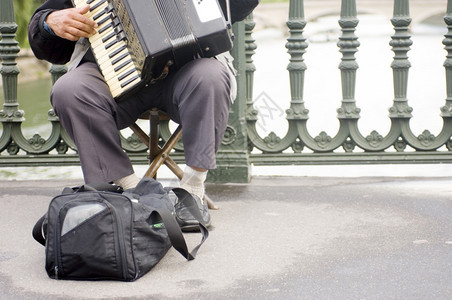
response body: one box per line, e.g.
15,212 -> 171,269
156,188 -> 209,260
32,214 -> 47,246
171,188 -> 209,228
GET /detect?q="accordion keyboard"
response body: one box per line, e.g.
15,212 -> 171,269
74,0 -> 142,99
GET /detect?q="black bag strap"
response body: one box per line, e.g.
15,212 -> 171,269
155,188 -> 209,260
32,214 -> 47,246
171,188 -> 209,227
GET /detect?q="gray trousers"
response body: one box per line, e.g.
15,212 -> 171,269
51,58 -> 231,184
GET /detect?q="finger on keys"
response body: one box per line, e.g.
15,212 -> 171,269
78,5 -> 98,31
77,5 -> 91,17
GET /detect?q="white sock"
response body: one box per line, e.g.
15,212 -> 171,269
179,166 -> 207,201
114,173 -> 141,190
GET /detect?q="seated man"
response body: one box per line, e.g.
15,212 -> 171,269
28,0 -> 258,229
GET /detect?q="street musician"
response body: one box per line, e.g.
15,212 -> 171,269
28,0 -> 258,230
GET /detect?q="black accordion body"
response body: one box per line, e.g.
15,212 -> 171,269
74,0 -> 233,100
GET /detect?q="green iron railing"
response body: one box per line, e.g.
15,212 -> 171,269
1,0 -> 452,183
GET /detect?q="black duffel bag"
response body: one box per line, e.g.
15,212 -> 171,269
32,178 -> 208,281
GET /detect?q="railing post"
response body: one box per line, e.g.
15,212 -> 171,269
389,0 -> 413,119
337,0 -> 360,120
207,20 -> 251,183
0,0 -> 23,154
0,0 -> 21,118
0,0 -> 22,120
442,0 -> 452,117
286,0 -> 308,117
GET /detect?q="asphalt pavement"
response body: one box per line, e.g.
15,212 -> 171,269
0,176 -> 451,299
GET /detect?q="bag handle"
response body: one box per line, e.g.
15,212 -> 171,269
63,183 -> 123,194
155,188 -> 209,260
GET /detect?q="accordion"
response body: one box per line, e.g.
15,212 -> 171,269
74,0 -> 234,100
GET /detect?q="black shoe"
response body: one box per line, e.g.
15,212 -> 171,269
173,193 -> 211,232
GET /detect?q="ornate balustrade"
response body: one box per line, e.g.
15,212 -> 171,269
243,0 -> 452,173
1,0 -> 452,183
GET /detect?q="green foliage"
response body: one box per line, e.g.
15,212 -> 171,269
13,0 -> 44,48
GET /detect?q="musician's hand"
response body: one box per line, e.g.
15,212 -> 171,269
46,5 -> 98,41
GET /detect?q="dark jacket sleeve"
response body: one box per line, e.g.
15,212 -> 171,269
27,0 -> 76,64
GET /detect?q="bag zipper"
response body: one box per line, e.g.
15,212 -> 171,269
54,214 -> 61,279
108,201 -> 129,280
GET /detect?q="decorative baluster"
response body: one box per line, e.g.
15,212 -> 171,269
389,0 -> 413,119
0,0 -> 23,124
245,9 -> 275,152
443,0 -> 452,151
337,0 -> 360,120
0,0 -> 23,154
285,0 -> 309,122
335,0 -> 360,153
245,14 -> 257,105
442,0 -> 452,118
49,64 -> 67,85
48,64 -> 67,126
285,0 -> 309,152
48,64 -> 75,153
245,13 -> 258,130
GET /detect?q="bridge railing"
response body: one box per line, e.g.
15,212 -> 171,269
242,0 -> 452,162
1,0 -> 452,183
